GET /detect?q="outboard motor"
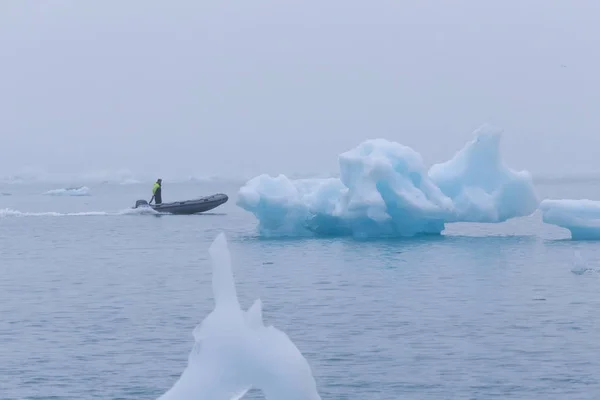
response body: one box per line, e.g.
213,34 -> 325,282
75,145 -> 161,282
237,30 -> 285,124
134,199 -> 149,208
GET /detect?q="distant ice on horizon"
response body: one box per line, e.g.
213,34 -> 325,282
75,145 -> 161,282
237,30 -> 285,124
43,186 -> 91,196
3,167 -> 600,188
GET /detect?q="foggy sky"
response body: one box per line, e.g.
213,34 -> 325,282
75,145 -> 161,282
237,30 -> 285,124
2,0 -> 599,181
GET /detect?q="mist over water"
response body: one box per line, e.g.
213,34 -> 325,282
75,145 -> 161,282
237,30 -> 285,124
2,1 -> 600,178
3,0 -> 600,398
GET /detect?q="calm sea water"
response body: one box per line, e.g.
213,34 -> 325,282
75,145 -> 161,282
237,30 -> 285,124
1,181 -> 599,400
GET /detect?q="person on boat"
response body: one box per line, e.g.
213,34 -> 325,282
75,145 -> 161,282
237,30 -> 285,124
151,178 -> 162,204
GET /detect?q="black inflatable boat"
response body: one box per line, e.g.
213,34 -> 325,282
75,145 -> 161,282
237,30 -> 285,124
133,193 -> 228,215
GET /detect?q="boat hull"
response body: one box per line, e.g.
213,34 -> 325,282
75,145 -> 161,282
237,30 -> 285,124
134,193 -> 228,215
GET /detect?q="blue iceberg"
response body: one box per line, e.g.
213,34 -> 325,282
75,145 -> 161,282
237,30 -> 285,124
237,124 -> 539,238
540,199 -> 600,240
429,124 -> 539,223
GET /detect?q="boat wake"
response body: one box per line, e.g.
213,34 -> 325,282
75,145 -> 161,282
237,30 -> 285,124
0,207 -> 160,218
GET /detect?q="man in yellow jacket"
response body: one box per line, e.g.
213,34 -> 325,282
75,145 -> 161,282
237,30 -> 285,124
151,178 -> 162,204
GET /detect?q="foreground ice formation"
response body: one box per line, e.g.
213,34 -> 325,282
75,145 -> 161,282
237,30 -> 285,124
237,124 -> 539,238
540,199 -> 600,240
157,233 -> 321,400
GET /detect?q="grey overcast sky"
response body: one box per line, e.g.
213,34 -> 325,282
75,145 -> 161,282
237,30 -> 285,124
1,0 -> 599,181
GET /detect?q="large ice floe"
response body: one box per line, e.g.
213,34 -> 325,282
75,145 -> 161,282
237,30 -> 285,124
157,233 -> 321,400
237,124 -> 539,238
540,199 -> 600,240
